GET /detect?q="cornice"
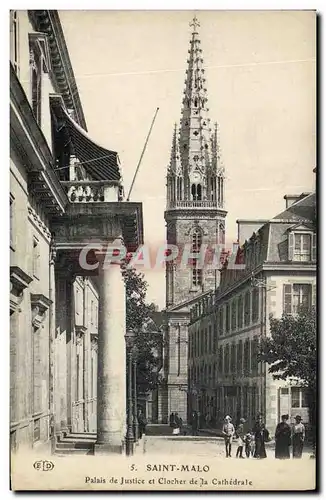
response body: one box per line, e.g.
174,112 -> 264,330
28,10 -> 87,130
10,266 -> 33,314
31,293 -> 52,328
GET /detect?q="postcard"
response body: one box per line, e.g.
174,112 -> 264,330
9,9 -> 316,491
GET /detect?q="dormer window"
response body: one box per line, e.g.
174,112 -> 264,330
289,231 -> 316,262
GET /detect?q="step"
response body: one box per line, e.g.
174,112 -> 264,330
58,436 -> 97,444
56,441 -> 94,450
63,432 -> 96,440
55,448 -> 93,456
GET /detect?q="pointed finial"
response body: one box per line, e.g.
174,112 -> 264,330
189,15 -> 200,32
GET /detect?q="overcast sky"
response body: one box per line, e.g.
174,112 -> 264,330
59,10 -> 316,308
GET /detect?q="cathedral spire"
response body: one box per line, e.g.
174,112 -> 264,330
166,15 -> 225,210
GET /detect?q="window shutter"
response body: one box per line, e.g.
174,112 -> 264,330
288,232 -> 294,260
312,284 -> 316,307
283,284 -> 292,314
312,233 -> 316,261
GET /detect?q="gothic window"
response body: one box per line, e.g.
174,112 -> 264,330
177,177 -> 183,200
191,183 -> 202,201
30,46 -> 42,125
194,98 -> 198,107
191,228 -> 203,288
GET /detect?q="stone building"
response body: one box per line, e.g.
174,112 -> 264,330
159,17 -> 227,423
10,10 -> 143,454
188,192 -> 316,430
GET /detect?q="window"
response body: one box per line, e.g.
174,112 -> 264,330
32,237 -> 40,278
224,344 -> 230,375
191,228 -> 203,287
218,308 -> 224,337
218,346 -> 223,374
293,233 -> 312,261
30,46 -> 42,125
10,11 -> 19,75
208,325 -> 212,353
231,301 -> 237,330
237,295 -> 243,329
225,304 -> 230,333
177,177 -> 183,201
251,337 -> 259,375
191,183 -> 202,201
237,340 -> 243,375
244,339 -> 250,376
252,288 -> 259,323
244,291 -> 251,326
291,387 -> 300,408
231,343 -> 236,374
283,284 -> 314,314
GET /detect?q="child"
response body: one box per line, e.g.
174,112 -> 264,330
236,418 -> 246,458
245,432 -> 255,458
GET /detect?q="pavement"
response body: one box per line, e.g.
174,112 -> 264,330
143,434 -> 314,460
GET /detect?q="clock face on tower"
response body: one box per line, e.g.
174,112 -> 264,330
191,171 -> 202,183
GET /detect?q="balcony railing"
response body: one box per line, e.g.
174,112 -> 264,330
167,200 -> 223,209
62,180 -> 123,203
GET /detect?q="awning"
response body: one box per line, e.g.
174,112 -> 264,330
51,95 -> 121,181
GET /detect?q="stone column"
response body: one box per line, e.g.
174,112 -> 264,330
95,256 -> 126,453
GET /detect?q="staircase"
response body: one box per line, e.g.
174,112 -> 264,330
55,432 -> 97,456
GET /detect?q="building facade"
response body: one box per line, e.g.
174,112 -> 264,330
10,10 -> 143,455
189,192 -> 316,430
159,17 -> 227,423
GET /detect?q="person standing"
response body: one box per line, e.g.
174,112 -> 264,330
236,418 -> 246,458
253,414 -> 269,459
172,412 -> 181,435
138,409 -> 147,439
222,415 -> 235,458
275,414 -> 291,459
292,415 -> 305,458
191,411 -> 199,436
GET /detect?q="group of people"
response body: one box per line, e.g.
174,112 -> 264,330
169,412 -> 184,435
222,413 -> 305,459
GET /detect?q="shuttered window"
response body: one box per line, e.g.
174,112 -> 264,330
231,300 -> 237,330
244,291 -> 251,326
237,340 -> 243,375
238,295 -> 244,329
283,284 -> 314,314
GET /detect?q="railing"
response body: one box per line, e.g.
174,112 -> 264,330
62,180 -> 123,203
167,200 -> 223,209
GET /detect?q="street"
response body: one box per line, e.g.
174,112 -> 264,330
143,435 -> 313,460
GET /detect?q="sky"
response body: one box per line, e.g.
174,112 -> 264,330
59,10 -> 316,308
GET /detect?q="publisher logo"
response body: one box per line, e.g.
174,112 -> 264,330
33,460 -> 54,472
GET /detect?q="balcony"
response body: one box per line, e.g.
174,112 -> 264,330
61,180 -> 123,203
167,200 -> 223,209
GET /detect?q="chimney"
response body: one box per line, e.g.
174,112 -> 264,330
284,193 -> 311,209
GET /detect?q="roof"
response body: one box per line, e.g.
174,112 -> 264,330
272,192 -> 315,223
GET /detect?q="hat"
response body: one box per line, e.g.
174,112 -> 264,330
225,415 -> 231,421
240,418 -> 246,423
281,414 -> 289,420
295,415 -> 302,421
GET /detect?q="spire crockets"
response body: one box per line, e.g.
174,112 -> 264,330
167,123 -> 182,176
166,15 -> 225,208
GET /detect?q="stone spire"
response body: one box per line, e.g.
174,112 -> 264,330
167,123 -> 182,176
179,16 -> 213,183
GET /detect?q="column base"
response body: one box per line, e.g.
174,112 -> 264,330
94,442 -> 124,455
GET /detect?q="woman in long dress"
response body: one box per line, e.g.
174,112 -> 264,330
292,415 -> 305,458
253,414 -> 269,459
275,414 -> 291,459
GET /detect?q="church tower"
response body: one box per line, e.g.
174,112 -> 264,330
158,17 -> 227,425
165,16 -> 227,308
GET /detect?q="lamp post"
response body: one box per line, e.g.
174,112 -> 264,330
125,331 -> 134,456
132,353 -> 139,443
